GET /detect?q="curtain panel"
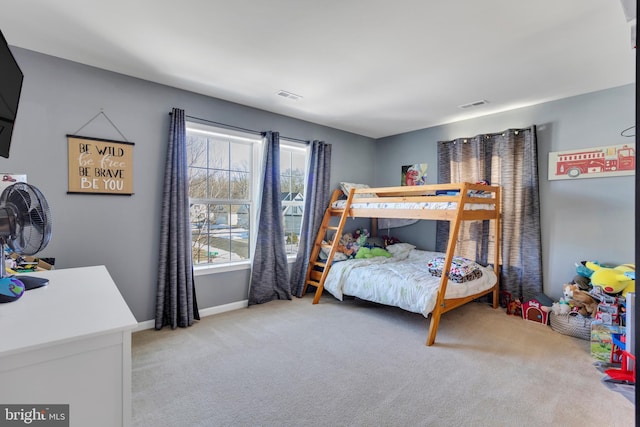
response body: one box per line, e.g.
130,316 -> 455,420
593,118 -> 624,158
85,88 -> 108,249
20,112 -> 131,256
290,140 -> 332,297
248,131 -> 292,304
155,108 -> 200,329
436,126 -> 542,302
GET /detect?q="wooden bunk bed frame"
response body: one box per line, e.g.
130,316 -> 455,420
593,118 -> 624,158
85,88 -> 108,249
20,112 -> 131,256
302,182 -> 501,346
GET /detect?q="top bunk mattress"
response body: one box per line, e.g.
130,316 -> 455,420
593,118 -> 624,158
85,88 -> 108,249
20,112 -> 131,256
331,198 -> 493,211
332,182 -> 499,213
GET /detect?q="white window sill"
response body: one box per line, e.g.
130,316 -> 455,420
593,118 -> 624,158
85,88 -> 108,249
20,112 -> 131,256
193,256 -> 297,276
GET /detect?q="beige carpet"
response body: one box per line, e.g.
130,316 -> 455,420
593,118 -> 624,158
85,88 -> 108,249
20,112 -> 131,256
132,295 -> 635,427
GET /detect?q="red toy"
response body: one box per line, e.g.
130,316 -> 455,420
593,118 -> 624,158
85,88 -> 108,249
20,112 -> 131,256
521,299 -> 549,324
507,299 -> 522,317
605,333 -> 636,384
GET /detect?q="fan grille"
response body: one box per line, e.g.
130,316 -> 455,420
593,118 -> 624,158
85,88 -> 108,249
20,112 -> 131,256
0,183 -> 51,255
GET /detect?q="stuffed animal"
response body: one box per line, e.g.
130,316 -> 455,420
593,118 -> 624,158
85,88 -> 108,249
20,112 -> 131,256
569,289 -> 598,317
327,234 -> 356,257
355,247 -> 392,259
562,283 -> 579,299
353,228 -> 369,246
364,236 -> 385,249
334,243 -> 354,257
543,301 -> 571,315
507,298 -> 522,316
586,262 -> 635,296
339,233 -> 354,246
541,302 -> 560,315
575,260 -> 598,278
382,235 -> 401,247
572,274 -> 591,291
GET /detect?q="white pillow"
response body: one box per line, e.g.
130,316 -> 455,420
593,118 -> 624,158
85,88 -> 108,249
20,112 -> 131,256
385,243 -> 416,257
339,182 -> 376,198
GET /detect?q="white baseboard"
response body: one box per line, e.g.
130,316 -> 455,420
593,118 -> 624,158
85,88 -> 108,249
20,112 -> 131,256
198,300 -> 248,317
134,300 -> 249,332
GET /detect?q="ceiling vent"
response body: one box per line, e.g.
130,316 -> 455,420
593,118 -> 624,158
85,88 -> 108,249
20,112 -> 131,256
458,99 -> 489,109
276,90 -> 303,101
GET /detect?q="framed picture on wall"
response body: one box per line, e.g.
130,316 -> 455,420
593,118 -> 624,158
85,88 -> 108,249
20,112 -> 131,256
401,163 -> 428,186
67,135 -> 134,195
548,143 -> 635,181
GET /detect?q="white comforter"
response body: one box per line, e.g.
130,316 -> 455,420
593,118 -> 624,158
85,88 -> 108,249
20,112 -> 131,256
323,249 -> 497,317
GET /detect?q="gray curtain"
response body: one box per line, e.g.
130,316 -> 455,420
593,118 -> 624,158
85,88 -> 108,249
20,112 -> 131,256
155,108 -> 200,329
248,131 -> 291,304
436,126 -> 542,302
290,140 -> 332,297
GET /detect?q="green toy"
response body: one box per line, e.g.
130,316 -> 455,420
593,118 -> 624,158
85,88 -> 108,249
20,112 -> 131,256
355,247 -> 392,259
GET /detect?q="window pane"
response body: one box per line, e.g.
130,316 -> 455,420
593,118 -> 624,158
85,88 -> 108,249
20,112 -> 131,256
230,142 -> 251,172
209,204 -> 232,263
290,174 -> 304,195
280,175 -> 292,196
283,202 -> 303,255
292,151 -> 305,177
190,203 -> 211,264
279,146 -> 307,255
280,149 -> 292,176
231,171 -> 250,200
208,138 -> 229,170
188,168 -> 207,199
189,203 -> 252,265
208,170 -> 229,199
231,204 -> 250,260
187,135 -> 207,168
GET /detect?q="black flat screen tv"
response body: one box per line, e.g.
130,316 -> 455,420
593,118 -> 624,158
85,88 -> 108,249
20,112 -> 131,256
0,29 -> 23,159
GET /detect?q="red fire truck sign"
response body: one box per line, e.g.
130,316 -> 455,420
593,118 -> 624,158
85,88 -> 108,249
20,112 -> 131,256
549,143 -> 635,180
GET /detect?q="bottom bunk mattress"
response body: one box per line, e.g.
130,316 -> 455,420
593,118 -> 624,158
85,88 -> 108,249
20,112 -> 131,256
323,245 -> 497,317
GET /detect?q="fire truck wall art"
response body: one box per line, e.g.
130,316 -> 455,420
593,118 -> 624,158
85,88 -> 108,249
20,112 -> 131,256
548,143 -> 635,181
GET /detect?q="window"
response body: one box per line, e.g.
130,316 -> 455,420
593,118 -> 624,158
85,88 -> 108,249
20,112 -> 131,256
280,144 -> 307,255
186,122 -> 308,269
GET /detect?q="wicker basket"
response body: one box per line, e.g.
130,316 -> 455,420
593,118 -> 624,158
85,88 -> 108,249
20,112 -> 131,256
549,312 -> 593,340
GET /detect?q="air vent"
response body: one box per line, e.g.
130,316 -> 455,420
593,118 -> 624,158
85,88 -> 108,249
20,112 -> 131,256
276,90 -> 303,101
458,99 -> 489,109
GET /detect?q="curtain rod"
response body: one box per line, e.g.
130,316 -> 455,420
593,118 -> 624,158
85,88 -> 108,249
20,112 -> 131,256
439,126 -> 534,144
169,112 -> 309,144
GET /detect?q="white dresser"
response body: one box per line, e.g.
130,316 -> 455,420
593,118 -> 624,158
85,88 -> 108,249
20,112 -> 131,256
0,265 -> 137,426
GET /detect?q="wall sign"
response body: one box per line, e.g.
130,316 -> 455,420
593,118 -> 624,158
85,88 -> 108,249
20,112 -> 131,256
548,143 -> 635,181
67,135 -> 134,195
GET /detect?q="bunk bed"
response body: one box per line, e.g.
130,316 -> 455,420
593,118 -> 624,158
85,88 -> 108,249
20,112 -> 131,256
303,182 -> 501,346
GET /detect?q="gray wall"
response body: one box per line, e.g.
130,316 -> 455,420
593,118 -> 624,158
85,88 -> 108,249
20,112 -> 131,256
8,46 -> 634,320
376,84 -> 635,300
7,47 -> 376,322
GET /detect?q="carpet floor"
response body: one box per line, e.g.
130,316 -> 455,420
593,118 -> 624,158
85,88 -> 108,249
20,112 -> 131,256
132,295 -> 635,426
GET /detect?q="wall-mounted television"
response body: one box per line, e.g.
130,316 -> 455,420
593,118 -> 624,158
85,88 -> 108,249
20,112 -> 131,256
0,29 -> 23,159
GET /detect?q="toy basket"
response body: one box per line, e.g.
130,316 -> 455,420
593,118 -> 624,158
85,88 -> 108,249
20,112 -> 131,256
549,312 -> 593,340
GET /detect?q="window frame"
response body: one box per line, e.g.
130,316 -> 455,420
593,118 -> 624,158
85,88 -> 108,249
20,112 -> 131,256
186,122 -> 309,275
186,122 -> 261,274
279,141 -> 309,258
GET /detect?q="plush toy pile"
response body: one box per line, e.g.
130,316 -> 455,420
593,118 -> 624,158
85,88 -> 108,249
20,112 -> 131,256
546,260 -> 634,325
326,228 -> 393,260
510,260 -> 634,331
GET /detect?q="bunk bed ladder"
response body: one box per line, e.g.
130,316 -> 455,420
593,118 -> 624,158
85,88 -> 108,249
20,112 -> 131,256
303,189 -> 354,304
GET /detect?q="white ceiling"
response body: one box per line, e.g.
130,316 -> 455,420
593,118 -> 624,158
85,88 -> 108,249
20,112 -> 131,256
0,0 -> 635,138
